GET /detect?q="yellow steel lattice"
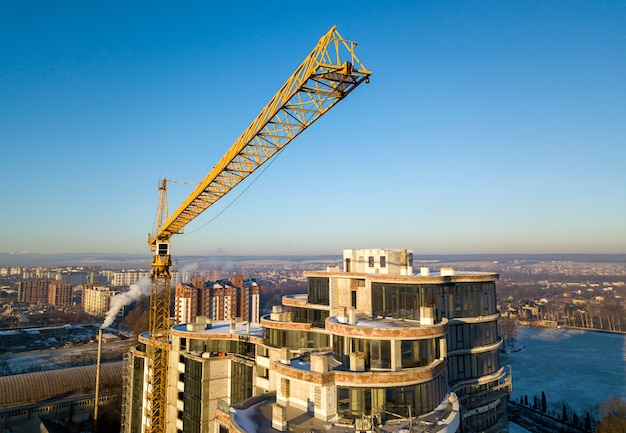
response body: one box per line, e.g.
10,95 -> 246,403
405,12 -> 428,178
148,25 -> 370,246
147,253 -> 171,433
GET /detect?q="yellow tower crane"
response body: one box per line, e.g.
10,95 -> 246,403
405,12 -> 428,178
145,26 -> 371,433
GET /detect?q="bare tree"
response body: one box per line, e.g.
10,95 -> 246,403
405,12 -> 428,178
499,316 -> 518,350
596,397 -> 626,433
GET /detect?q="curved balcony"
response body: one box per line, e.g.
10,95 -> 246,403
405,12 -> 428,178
272,356 -> 447,388
326,316 -> 448,340
448,312 -> 500,325
281,293 -> 309,307
447,338 -> 503,357
261,314 -> 312,331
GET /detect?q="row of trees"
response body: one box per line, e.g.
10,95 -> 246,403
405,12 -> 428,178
516,392 -> 626,433
517,392 -> 593,430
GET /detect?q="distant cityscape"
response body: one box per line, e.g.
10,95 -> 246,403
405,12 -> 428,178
0,252 -> 624,433
2,253 -> 625,333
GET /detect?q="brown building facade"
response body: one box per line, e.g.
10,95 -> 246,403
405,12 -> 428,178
18,280 -> 72,306
174,275 -> 260,325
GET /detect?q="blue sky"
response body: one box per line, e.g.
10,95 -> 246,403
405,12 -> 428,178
1,1 -> 625,256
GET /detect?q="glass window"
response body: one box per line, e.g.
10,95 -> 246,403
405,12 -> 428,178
289,307 -> 329,328
370,340 -> 391,369
308,277 -> 329,305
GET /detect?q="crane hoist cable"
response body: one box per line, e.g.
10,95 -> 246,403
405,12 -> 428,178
178,146 -> 286,238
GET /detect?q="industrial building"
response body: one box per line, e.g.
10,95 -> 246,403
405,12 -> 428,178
0,361 -> 123,432
122,248 -> 511,433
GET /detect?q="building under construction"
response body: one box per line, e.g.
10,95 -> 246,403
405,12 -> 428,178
122,248 -> 511,433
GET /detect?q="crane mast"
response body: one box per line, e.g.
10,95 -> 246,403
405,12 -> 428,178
145,26 -> 371,433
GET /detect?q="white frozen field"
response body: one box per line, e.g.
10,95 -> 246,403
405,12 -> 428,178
0,338 -> 132,374
509,422 -> 531,433
501,327 -> 626,417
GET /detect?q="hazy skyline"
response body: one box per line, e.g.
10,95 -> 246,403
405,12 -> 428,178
1,2 -> 625,256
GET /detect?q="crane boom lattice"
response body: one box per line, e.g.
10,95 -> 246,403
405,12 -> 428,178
148,25 -> 370,247
145,26 -> 370,433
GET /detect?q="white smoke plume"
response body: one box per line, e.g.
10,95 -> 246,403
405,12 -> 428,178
101,277 -> 151,329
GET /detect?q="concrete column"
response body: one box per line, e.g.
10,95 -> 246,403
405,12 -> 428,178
391,340 -> 402,371
272,403 -> 287,431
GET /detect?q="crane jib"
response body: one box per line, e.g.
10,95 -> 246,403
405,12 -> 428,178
149,27 -> 371,245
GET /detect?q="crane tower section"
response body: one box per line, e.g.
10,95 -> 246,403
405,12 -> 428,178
145,26 -> 370,433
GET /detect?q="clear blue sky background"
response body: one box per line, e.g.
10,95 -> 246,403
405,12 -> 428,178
1,1 -> 624,256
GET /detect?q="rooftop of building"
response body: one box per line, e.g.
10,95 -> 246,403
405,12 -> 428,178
329,314 -> 435,329
226,393 -> 355,433
0,361 -> 122,409
304,268 -> 499,282
170,319 -> 264,338
203,278 -> 259,288
226,392 -> 459,433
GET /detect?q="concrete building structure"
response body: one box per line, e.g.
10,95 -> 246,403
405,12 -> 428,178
60,271 -> 88,285
17,280 -> 72,306
17,280 -> 49,303
47,282 -> 72,306
83,284 -> 117,316
123,248 -> 510,433
110,270 -> 151,287
174,275 -> 261,325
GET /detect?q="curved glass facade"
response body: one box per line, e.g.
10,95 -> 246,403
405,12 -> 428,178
263,328 -> 329,349
288,306 -> 329,328
371,283 -> 444,320
445,282 -> 497,318
371,281 -> 497,320
448,347 -> 500,382
332,335 -> 443,370
308,277 -> 329,305
187,338 -> 255,358
337,371 -> 447,419
447,320 -> 498,351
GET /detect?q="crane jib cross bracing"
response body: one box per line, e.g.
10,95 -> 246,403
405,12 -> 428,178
148,26 -> 370,248
144,26 -> 370,433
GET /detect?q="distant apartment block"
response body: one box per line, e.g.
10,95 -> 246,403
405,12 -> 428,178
17,280 -> 72,306
174,275 -> 260,325
109,269 -> 192,287
18,280 -> 48,303
110,270 -> 151,287
47,282 -> 72,306
83,284 -> 117,316
0,267 -> 22,276
175,278 -> 203,325
60,271 -> 88,285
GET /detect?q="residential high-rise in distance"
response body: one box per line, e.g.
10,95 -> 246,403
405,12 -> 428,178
17,280 -> 72,306
83,284 -> 117,316
174,275 -> 260,325
122,248 -> 511,433
47,281 -> 72,306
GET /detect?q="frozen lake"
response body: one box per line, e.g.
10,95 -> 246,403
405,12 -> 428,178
501,326 -> 626,417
